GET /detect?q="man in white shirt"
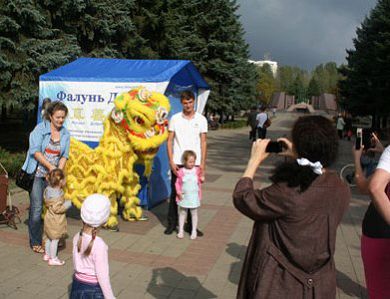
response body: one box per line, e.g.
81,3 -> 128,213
165,91 -> 208,235
256,106 -> 268,139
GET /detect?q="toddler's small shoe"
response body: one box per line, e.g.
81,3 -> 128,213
43,254 -> 50,261
48,257 -> 65,266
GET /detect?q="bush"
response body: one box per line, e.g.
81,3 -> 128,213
0,147 -> 25,179
220,119 -> 247,129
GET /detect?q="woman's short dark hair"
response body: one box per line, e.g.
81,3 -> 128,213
46,101 -> 68,118
180,91 -> 195,101
271,115 -> 339,192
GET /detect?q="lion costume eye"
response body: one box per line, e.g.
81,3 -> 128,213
137,88 -> 151,103
134,116 -> 144,125
156,107 -> 168,125
111,108 -> 124,124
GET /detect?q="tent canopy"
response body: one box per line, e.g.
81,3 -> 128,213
40,57 -> 209,89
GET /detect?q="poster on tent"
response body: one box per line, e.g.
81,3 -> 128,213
38,81 -> 169,146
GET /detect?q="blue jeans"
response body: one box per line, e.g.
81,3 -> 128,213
70,276 -> 104,299
28,176 -> 47,247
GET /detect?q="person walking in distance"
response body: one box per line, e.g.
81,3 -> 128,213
336,113 -> 345,139
256,106 -> 268,139
247,106 -> 258,142
165,91 -> 207,236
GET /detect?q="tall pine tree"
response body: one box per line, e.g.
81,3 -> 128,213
339,0 -> 390,117
0,0 -> 80,111
163,0 -> 257,115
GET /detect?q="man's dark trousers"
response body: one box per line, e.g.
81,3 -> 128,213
257,127 -> 267,139
249,126 -> 257,141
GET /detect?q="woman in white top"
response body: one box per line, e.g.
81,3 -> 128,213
369,145 -> 390,224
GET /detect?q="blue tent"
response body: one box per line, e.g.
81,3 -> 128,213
39,57 -> 210,208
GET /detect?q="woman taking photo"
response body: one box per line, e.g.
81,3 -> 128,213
21,101 -> 70,253
352,133 -> 390,299
233,115 -> 350,298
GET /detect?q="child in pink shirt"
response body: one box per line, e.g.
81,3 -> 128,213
175,150 -> 204,240
70,194 -> 115,299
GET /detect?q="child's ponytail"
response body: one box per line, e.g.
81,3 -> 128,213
77,229 -> 83,253
77,227 -> 97,256
84,227 -> 97,256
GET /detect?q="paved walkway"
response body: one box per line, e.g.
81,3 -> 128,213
0,112 -> 368,298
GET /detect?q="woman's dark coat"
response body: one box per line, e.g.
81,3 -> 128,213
233,171 -> 350,299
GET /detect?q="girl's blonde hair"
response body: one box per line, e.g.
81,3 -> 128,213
181,150 -> 196,164
47,168 -> 64,187
77,224 -> 97,256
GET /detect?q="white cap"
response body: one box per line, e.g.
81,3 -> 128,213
81,194 -> 111,227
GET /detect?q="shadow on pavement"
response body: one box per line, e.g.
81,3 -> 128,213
226,242 -> 247,285
336,270 -> 367,298
147,267 -> 217,298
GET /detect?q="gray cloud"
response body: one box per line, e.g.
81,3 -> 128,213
237,0 -> 378,70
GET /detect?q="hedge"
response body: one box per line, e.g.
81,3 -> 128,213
0,147 -> 25,179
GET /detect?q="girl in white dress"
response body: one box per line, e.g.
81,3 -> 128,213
175,150 -> 204,239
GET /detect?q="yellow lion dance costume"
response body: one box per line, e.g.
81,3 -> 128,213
65,87 -> 170,229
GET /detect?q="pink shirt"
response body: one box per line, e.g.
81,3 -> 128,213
72,233 -> 115,299
175,166 -> 202,202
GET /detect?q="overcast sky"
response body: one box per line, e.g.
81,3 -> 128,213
237,0 -> 378,70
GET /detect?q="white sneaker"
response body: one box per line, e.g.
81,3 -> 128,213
48,257 -> 65,266
177,232 -> 184,239
43,254 -> 50,261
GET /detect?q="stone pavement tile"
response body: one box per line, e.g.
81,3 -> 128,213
201,190 -> 232,206
200,276 -> 227,297
5,290 -> 36,299
107,232 -> 142,250
194,288 -> 218,299
19,281 -> 49,295
108,259 -> 128,277
111,263 -> 148,280
128,236 -> 156,253
161,242 -> 190,258
175,276 -> 204,291
115,280 -> 149,296
145,285 -> 174,297
169,288 -> 197,299
33,286 -> 69,299
217,282 -> 237,299
117,290 -> 145,299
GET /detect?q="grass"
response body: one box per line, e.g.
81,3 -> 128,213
0,147 -> 25,179
220,119 -> 247,129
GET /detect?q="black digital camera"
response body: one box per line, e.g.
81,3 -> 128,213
266,141 -> 285,153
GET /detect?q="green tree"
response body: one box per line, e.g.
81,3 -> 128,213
0,0 -> 80,111
307,77 -> 321,97
312,62 -> 339,94
256,64 -> 277,105
38,0 -> 149,58
163,0 -> 257,115
291,73 -> 307,102
339,0 -> 390,117
276,65 -> 309,97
